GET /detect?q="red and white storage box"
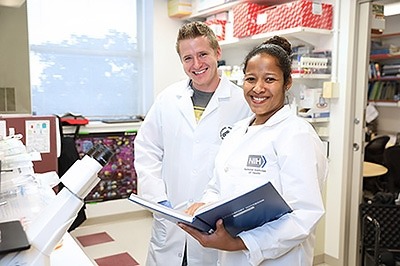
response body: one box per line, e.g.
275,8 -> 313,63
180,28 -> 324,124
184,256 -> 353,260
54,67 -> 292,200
232,2 -> 267,38
205,19 -> 227,41
255,0 -> 333,34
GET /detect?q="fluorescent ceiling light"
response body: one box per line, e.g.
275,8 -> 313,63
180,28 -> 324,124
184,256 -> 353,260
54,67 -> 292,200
384,2 -> 400,16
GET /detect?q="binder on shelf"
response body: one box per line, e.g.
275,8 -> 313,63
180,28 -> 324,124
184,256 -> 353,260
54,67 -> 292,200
129,182 -> 292,237
369,81 -> 382,100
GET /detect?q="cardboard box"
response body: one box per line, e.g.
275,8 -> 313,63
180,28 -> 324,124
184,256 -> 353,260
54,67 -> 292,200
256,0 -> 333,34
168,0 -> 192,18
371,3 -> 385,32
205,19 -> 227,41
233,2 -> 266,38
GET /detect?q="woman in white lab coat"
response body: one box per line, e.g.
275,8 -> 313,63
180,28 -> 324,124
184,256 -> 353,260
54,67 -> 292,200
134,21 -> 252,266
179,36 -> 328,266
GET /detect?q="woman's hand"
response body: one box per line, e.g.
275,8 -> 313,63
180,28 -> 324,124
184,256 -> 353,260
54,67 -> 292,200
178,219 -> 247,251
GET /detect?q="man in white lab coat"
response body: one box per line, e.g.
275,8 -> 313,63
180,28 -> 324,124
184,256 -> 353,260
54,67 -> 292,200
134,21 -> 252,266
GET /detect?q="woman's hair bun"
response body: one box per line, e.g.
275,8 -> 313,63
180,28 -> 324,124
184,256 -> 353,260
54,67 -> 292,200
262,36 -> 292,56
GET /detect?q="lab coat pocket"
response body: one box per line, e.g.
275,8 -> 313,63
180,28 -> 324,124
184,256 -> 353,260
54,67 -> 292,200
151,214 -> 169,245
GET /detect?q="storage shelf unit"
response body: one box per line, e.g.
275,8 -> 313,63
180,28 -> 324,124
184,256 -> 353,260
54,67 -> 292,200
219,27 -> 333,49
368,32 -> 400,106
182,1 -> 334,140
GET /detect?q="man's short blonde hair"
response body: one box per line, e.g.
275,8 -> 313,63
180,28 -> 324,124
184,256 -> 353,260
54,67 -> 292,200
176,21 -> 220,56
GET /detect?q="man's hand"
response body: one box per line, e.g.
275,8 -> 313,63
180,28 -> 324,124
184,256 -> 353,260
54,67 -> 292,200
184,202 -> 205,215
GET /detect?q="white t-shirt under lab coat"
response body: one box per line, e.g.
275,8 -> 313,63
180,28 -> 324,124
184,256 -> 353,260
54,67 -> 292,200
202,105 -> 328,266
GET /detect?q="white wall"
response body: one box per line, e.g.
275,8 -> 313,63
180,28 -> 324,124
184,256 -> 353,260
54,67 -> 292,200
0,3 -> 31,114
376,106 -> 400,134
152,0 -> 186,97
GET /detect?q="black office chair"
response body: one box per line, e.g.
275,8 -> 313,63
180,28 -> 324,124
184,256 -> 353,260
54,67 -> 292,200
360,203 -> 400,266
395,133 -> 400,146
364,135 -> 390,165
382,145 -> 400,194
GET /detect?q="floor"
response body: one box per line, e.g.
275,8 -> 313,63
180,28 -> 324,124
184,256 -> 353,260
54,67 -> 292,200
70,202 -> 153,266
69,200 -> 329,266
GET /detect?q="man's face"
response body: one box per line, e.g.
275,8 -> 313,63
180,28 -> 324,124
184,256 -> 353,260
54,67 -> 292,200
178,36 -> 221,92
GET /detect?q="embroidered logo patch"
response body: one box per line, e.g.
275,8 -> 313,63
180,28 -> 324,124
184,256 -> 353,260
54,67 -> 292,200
247,155 -> 267,168
219,126 -> 232,140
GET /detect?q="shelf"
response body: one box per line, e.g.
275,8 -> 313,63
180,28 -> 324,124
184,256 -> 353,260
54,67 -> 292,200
369,77 -> 400,82
184,1 -> 237,19
370,53 -> 400,61
371,32 -> 400,40
220,27 -> 333,49
292,73 -> 331,80
302,117 -> 330,123
228,73 -> 331,83
184,0 -> 295,20
62,120 -> 141,135
368,100 -> 400,107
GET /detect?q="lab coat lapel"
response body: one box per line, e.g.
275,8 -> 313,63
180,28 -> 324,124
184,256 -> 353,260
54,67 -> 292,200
176,82 -> 197,129
218,116 -> 254,163
201,76 -> 231,119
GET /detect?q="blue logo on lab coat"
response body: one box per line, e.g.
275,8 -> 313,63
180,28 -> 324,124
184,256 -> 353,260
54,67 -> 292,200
247,155 -> 267,168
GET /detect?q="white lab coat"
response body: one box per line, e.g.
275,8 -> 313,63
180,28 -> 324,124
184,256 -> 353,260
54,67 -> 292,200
202,105 -> 328,266
134,74 -> 252,266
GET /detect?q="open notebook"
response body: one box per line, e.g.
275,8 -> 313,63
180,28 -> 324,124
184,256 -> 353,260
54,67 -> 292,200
129,182 -> 292,236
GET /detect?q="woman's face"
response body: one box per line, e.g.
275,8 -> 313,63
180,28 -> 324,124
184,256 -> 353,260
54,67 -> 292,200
178,36 -> 221,92
243,53 -> 291,124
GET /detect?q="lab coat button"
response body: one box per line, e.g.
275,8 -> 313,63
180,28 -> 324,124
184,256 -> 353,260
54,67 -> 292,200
178,253 -> 182,257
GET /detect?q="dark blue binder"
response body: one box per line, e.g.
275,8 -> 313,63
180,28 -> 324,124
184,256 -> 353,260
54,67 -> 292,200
129,182 -> 292,236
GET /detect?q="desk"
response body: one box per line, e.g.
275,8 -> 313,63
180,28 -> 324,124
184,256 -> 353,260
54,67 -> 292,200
363,161 -> 388,177
363,162 -> 388,194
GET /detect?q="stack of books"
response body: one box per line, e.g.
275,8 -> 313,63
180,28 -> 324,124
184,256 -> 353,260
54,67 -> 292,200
381,63 -> 400,77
